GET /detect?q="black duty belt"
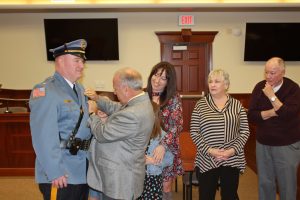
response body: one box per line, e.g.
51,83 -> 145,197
60,138 -> 91,151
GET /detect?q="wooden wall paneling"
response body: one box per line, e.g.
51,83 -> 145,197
0,113 -> 35,176
7,122 -> 35,167
0,124 -> 9,167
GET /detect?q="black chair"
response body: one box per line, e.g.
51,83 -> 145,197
182,170 -> 199,200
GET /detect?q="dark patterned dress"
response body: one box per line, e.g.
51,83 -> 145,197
160,93 -> 184,181
138,130 -> 173,200
137,174 -> 163,200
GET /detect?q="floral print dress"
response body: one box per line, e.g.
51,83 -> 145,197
160,93 -> 184,181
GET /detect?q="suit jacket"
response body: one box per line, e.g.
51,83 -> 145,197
29,72 -> 91,184
87,93 -> 154,200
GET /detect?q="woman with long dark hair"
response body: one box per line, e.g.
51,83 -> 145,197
146,61 -> 183,200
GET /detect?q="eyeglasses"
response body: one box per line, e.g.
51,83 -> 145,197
153,73 -> 167,81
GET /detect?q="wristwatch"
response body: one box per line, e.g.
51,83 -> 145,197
270,96 -> 277,102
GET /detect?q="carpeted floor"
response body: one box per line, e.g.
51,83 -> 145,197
0,176 -> 42,200
0,166 -> 273,200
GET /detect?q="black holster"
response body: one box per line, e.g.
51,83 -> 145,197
67,136 -> 82,155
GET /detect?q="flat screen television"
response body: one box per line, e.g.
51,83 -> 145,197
244,23 -> 300,61
44,18 -> 119,61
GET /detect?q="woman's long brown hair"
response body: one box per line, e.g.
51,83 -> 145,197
150,101 -> 162,139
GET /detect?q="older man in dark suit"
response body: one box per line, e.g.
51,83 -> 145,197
85,68 -> 155,200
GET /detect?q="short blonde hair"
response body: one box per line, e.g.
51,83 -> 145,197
208,69 -> 230,90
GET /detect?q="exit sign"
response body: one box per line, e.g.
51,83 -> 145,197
179,15 -> 194,26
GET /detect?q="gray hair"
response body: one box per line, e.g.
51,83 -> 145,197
266,57 -> 286,71
208,69 -> 230,90
114,67 -> 143,90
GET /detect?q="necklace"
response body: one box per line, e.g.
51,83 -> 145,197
152,92 -> 161,96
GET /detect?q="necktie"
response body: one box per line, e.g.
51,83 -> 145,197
73,84 -> 78,98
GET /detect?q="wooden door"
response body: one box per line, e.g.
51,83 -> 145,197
156,29 -> 218,131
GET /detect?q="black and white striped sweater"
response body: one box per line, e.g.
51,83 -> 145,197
190,94 -> 250,173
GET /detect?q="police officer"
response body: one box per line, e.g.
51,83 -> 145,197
29,39 -> 91,200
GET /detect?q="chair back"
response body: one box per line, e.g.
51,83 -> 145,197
179,131 -> 197,171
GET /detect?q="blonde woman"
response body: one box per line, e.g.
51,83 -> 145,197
190,69 -> 250,200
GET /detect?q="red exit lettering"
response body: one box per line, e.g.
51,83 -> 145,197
179,15 -> 194,26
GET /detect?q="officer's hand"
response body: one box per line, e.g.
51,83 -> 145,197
52,175 -> 68,188
84,88 -> 99,101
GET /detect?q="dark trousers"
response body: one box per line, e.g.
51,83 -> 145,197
196,166 -> 239,200
39,183 -> 89,200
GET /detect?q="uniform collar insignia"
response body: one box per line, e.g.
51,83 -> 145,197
64,99 -> 72,103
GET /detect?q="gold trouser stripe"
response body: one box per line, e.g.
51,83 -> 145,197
50,186 -> 58,200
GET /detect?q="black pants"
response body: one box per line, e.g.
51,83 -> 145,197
39,183 -> 89,200
196,166 -> 240,200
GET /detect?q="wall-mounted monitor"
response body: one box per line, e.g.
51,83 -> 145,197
44,18 -> 119,61
244,23 -> 300,61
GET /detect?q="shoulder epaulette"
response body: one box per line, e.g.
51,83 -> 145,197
42,76 -> 54,85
